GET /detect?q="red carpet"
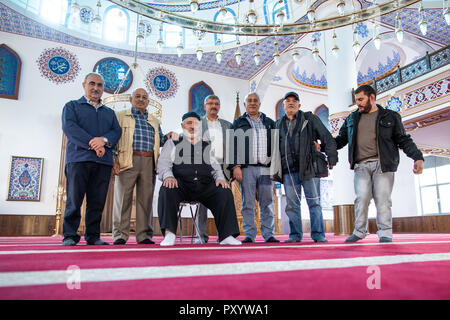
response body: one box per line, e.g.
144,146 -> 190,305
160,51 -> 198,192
0,234 -> 449,300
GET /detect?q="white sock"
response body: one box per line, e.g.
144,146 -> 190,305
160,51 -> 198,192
220,236 -> 242,245
160,231 -> 176,246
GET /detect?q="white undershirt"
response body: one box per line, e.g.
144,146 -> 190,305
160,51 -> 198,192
207,118 -> 223,161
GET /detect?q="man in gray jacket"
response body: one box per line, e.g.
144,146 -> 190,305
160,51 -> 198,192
196,94 -> 232,243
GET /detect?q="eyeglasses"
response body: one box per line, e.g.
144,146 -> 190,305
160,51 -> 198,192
206,102 -> 220,106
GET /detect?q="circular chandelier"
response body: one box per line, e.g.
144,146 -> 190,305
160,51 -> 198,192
110,0 -> 422,36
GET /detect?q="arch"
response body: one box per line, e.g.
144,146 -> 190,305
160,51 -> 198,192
102,5 -> 130,43
314,104 -> 330,130
0,44 -> 22,100
264,0 -> 290,25
189,81 -> 214,118
275,98 -> 285,120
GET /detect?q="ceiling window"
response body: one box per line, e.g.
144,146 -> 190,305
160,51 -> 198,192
103,6 -> 129,43
163,24 -> 184,48
39,0 -> 69,25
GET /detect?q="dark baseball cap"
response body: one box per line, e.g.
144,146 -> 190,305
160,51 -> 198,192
182,111 -> 201,121
284,91 -> 300,101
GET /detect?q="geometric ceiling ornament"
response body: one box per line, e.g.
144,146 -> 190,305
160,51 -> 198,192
0,43 -> 22,100
145,66 -> 179,100
93,57 -> 133,94
36,47 -> 80,85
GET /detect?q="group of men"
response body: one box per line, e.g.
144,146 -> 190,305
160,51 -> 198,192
61,72 -> 424,247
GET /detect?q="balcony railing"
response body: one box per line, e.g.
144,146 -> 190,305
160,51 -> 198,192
374,45 -> 450,94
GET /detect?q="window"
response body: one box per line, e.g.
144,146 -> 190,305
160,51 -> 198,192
416,155 -> 450,215
39,0 -> 68,25
163,24 -> 184,48
214,8 -> 237,44
103,6 -> 129,43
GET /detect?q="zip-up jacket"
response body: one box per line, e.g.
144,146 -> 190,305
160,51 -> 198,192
334,105 -> 423,172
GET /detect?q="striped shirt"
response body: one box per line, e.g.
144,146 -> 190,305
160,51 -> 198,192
246,113 -> 268,165
131,107 -> 166,152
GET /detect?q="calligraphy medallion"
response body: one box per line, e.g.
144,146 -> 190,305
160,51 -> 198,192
37,47 -> 80,84
145,67 -> 179,100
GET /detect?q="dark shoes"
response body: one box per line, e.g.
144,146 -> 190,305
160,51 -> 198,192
87,239 -> 109,245
62,238 -> 77,246
242,237 -> 254,243
284,238 -> 301,243
114,238 -> 127,245
265,237 -> 280,243
138,239 -> 155,245
345,234 -> 363,243
313,237 -> 328,243
379,237 -> 392,243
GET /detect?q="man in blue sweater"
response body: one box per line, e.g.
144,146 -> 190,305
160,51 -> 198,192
61,72 -> 122,246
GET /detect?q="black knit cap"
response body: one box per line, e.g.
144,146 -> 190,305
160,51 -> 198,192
182,111 -> 201,121
284,91 -> 300,101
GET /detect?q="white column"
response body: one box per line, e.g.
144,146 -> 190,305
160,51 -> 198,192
324,26 -> 358,206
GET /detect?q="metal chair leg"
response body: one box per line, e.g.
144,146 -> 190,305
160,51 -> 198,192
190,203 -> 203,244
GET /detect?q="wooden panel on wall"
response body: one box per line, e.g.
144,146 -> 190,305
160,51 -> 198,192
0,215 -> 56,236
369,215 -> 450,233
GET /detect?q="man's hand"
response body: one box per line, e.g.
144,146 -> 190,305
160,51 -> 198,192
328,164 -> 334,170
313,141 -> 321,152
96,146 -> 105,158
216,180 -> 230,189
163,177 -> 178,188
112,160 -> 120,175
413,160 -> 424,174
89,137 -> 106,151
167,131 -> 179,141
233,166 -> 243,183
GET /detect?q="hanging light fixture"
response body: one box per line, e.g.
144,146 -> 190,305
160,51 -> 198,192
219,6 -> 228,18
275,1 -> 286,27
418,4 -> 428,36
331,29 -> 339,57
92,1 -> 102,35
246,0 -> 257,25
312,47 -> 319,61
196,47 -> 203,61
337,0 -> 346,16
176,42 -> 184,57
190,0 -> 199,13
70,0 -> 80,17
216,38 -> 223,64
272,39 -> 280,65
395,13 -> 404,43
292,49 -> 300,62
253,39 -> 261,66
156,23 -> 164,52
352,27 -> 360,54
307,7 -> 316,24
373,35 -> 381,50
235,49 -> 242,65
136,19 -> 145,44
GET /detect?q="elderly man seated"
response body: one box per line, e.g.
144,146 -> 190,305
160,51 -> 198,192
157,112 -> 241,246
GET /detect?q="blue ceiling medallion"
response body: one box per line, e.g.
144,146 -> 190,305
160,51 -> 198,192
93,57 -> 133,94
386,96 -> 403,112
79,7 -> 94,24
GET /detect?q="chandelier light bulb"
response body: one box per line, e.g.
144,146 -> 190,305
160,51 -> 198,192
275,10 -> 285,27
247,10 -> 257,25
307,8 -> 315,24
292,49 -> 300,62
373,35 -> 381,50
70,1 -> 80,16
176,43 -> 184,57
157,38 -> 163,52
444,8 -> 450,26
273,52 -> 280,65
136,33 -> 144,44
331,44 -> 339,57
196,47 -> 203,61
190,0 -> 199,13
253,51 -> 261,66
219,6 -> 228,18
419,19 -> 428,35
216,50 -> 222,64
235,50 -> 242,65
337,0 -> 345,16
395,27 -> 404,43
312,47 -> 319,61
352,40 -> 360,54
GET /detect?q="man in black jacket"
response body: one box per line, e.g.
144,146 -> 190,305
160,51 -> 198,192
230,92 -> 279,243
271,92 -> 338,243
335,85 -> 424,243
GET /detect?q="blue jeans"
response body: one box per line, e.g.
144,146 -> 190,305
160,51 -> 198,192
282,173 -> 325,241
353,160 -> 394,239
241,166 -> 275,241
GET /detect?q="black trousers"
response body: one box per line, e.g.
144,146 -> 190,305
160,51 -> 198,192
158,180 -> 240,242
63,162 -> 111,243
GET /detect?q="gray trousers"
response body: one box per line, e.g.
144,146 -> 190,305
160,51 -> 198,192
353,160 -> 395,239
113,155 -> 154,243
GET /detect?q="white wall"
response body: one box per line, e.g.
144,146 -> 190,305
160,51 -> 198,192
0,31 -> 248,215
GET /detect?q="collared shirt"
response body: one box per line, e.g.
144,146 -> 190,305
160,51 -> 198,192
132,107 -> 156,152
246,112 -> 268,164
84,96 -> 103,109
206,118 -> 224,161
